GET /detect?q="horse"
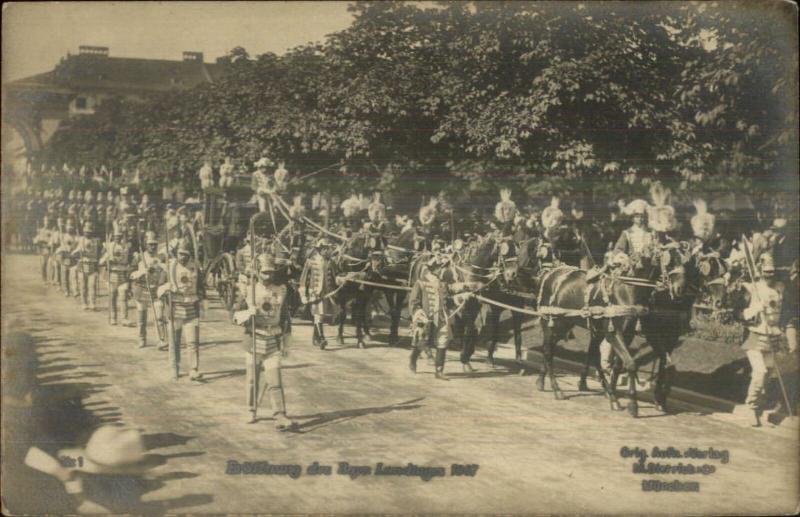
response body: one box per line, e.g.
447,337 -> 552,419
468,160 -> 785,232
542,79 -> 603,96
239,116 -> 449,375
481,227 -> 543,365
332,232 -> 371,348
449,236 -> 503,372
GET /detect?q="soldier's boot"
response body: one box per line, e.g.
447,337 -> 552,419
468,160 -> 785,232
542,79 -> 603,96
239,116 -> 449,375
409,348 -> 421,373
137,309 -> 148,348
265,368 -> 297,432
158,320 -> 169,351
89,278 -> 97,310
170,326 -> 181,380
311,324 -> 320,348
110,295 -> 118,325
121,297 -> 133,327
434,348 -> 448,381
245,355 -> 260,410
189,326 -> 202,381
316,323 -> 327,350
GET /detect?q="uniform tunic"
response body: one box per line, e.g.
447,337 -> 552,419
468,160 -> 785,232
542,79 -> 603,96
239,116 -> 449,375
239,283 -> 290,358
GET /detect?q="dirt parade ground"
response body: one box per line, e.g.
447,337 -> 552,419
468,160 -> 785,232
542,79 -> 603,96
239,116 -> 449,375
2,253 -> 798,515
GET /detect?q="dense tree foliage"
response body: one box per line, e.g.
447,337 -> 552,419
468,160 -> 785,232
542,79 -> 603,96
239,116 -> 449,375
35,1 -> 798,205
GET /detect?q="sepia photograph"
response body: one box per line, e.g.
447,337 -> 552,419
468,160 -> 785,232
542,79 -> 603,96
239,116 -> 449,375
1,1 -> 798,514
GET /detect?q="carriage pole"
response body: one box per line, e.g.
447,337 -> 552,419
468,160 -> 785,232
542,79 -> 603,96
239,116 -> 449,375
249,214 -> 259,423
106,216 -> 112,324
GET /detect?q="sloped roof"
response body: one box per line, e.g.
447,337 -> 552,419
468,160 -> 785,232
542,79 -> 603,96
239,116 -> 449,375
6,54 -> 225,94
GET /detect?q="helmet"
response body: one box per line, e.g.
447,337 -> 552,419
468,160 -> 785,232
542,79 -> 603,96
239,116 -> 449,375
624,199 -> 649,216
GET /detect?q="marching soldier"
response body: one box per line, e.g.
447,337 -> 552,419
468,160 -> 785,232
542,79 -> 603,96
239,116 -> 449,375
49,217 -> 64,287
299,237 -> 338,350
408,254 -> 473,380
234,253 -> 298,430
73,220 -> 102,310
130,231 -> 168,349
100,227 -> 134,326
734,253 -> 792,425
56,220 -> 79,297
160,239 -> 203,381
33,216 -> 54,284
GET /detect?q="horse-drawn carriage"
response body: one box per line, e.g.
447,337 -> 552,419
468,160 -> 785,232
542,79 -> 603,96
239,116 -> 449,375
199,188 -> 259,311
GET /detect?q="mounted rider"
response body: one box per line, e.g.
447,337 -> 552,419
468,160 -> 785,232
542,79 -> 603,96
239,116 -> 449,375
340,193 -> 363,234
365,192 -> 388,251
647,182 -> 679,247
614,198 -> 655,273
417,198 -> 439,250
493,189 -> 517,238
251,157 -> 275,213
540,197 -> 582,267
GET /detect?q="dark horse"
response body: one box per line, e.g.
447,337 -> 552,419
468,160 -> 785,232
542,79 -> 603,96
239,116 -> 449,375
333,232 -> 371,348
573,244 -> 695,415
482,228 -> 543,365
450,236 -> 503,372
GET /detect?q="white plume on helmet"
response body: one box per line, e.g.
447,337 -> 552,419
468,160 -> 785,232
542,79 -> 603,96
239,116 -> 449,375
541,196 -> 563,230
646,181 -> 677,232
494,188 -> 517,223
419,198 -> 438,226
341,194 -> 361,218
691,198 -> 715,241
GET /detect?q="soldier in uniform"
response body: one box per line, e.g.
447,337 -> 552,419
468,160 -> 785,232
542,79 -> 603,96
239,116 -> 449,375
33,216 -> 54,284
49,217 -> 64,287
340,193 -> 363,234
233,254 -> 297,430
493,189 -> 517,237
646,182 -> 679,246
251,158 -> 275,213
219,156 -> 235,188
417,198 -> 439,249
130,231 -> 168,349
614,199 -> 654,272
161,239 -> 204,381
56,220 -> 79,297
734,253 -> 792,425
198,160 -> 214,190
366,193 -> 388,248
73,220 -> 102,310
408,255 -> 473,380
100,227 -> 134,326
300,237 -> 338,350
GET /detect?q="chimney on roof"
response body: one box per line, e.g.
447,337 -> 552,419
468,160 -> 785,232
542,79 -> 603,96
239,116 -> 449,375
182,51 -> 204,62
79,46 -> 109,57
